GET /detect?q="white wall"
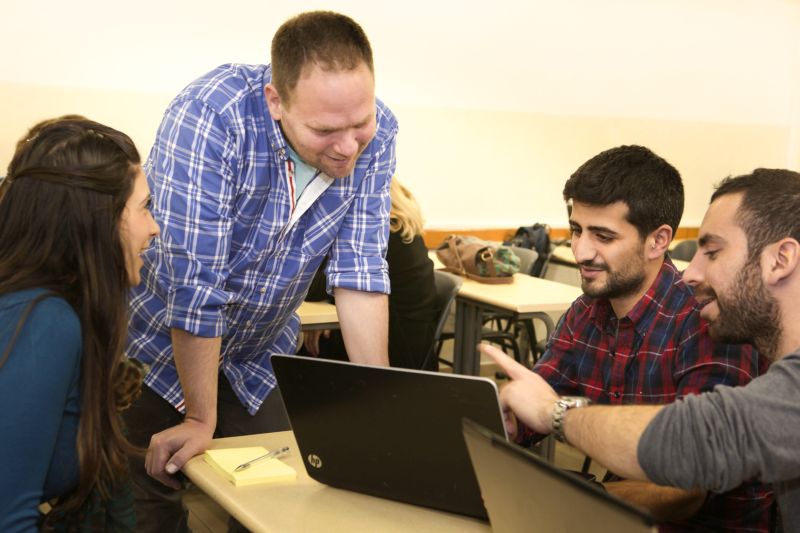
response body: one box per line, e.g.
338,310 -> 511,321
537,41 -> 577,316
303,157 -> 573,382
2,0 -> 799,228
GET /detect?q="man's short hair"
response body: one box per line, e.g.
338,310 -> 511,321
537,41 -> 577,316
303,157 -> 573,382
271,11 -> 374,106
712,168 -> 800,260
563,145 -> 684,238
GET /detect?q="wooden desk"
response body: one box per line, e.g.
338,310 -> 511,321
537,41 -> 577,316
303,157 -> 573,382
452,274 -> 582,375
297,301 -> 339,331
429,251 -> 445,270
428,250 -> 582,373
183,431 -> 490,533
549,244 -> 576,265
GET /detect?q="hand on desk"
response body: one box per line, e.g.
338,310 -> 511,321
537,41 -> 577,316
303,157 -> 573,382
303,329 -> 331,357
146,418 -> 214,489
480,343 -> 559,437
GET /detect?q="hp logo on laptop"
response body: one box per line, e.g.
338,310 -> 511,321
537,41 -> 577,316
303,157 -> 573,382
308,454 -> 323,469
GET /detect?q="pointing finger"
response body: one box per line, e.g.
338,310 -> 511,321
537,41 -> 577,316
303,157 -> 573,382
479,343 -> 529,379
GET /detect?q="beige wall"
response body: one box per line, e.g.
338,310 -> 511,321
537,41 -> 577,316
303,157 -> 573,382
2,0 -> 799,229
1,81 -> 792,229
0,83 -> 171,170
394,105 -> 792,228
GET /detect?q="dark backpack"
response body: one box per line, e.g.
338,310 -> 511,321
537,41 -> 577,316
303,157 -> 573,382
503,224 -> 551,277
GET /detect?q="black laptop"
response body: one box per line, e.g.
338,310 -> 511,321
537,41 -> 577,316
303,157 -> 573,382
462,418 -> 657,533
271,354 -> 507,519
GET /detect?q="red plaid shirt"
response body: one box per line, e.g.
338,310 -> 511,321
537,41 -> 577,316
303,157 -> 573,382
534,259 -> 774,532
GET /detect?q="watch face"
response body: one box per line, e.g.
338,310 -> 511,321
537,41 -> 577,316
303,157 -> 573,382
561,396 -> 591,408
553,397 -> 591,444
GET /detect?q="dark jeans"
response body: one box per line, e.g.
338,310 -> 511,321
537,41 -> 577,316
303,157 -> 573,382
123,376 -> 291,533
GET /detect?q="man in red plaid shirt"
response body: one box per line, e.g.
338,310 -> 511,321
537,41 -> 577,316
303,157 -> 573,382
532,145 -> 774,531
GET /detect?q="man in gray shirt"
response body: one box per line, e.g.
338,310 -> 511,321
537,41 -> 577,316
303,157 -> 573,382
483,168 -> 800,529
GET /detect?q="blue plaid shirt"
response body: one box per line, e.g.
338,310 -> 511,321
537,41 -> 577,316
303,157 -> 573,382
126,64 -> 396,415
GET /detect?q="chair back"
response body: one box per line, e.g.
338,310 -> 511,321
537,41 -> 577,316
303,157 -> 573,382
670,240 -> 698,262
503,224 -> 551,277
509,246 -> 539,277
421,270 -> 463,369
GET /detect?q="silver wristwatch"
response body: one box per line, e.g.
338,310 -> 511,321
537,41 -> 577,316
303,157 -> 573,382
552,396 -> 591,444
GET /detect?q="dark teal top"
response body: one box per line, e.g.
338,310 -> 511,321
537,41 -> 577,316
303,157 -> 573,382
0,289 -> 81,532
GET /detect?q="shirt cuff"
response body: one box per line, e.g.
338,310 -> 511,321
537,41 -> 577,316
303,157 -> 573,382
327,257 -> 390,294
165,285 -> 232,337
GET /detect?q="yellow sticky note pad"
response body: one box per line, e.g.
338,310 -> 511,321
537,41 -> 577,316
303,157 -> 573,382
204,447 -> 296,487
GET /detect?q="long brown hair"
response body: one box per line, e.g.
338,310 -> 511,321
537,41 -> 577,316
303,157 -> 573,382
0,118 -> 141,513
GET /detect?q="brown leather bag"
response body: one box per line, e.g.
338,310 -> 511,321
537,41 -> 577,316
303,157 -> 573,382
435,235 -> 519,284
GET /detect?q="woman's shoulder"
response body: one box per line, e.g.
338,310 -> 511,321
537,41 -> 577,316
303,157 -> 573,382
387,231 -> 427,253
0,289 -> 80,339
1,288 -> 73,312
387,233 -> 428,264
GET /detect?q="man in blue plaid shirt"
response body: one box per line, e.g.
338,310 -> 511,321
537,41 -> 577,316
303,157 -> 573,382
123,12 -> 396,531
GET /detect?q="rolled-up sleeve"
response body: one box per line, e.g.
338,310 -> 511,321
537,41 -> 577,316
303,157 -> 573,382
148,98 -> 238,337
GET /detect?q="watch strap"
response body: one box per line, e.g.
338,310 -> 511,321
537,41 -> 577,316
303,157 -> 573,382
552,397 -> 591,444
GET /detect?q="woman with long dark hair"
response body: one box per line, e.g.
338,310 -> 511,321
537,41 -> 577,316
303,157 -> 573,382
0,118 -> 160,530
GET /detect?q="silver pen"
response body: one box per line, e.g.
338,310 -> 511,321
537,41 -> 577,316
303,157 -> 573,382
234,446 -> 290,472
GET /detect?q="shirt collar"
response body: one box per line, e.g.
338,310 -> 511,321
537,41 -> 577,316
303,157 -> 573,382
262,65 -> 291,163
588,257 -> 683,336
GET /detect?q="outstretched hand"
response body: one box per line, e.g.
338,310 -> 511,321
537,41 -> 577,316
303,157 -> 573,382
480,343 -> 559,436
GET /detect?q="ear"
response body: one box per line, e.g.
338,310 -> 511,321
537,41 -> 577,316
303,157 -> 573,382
646,224 -> 673,260
763,238 -> 800,286
264,84 -> 283,121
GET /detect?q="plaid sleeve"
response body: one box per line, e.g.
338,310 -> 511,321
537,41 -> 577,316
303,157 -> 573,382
533,306 -> 581,396
326,128 -> 395,294
517,308 -> 581,446
147,98 -> 238,337
673,310 -> 764,397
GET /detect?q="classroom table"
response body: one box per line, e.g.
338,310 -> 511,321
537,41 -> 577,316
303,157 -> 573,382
182,431 -> 491,533
296,300 -> 339,331
428,250 -> 582,374
549,244 -> 577,265
451,273 -> 583,375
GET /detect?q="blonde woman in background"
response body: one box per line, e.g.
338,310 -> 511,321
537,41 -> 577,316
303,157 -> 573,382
304,178 -> 438,370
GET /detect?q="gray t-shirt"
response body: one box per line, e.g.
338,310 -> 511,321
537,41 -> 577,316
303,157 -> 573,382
639,352 -> 800,529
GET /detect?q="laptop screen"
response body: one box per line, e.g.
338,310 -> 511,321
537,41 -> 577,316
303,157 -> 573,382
462,418 -> 657,533
271,354 -> 508,519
